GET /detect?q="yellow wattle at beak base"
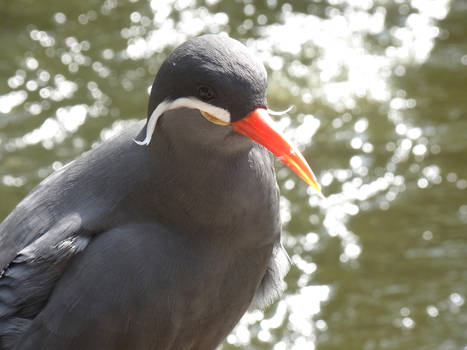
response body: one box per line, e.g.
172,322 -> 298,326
200,110 -> 230,126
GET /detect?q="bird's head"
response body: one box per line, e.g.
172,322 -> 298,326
136,34 -> 321,195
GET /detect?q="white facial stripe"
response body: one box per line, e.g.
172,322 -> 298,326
134,97 -> 231,146
134,100 -> 170,146
267,105 -> 294,116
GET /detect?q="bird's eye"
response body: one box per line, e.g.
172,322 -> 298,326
198,85 -> 216,101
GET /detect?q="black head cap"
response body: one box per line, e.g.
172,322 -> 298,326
147,34 -> 268,122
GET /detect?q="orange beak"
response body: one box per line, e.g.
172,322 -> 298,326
232,108 -> 322,195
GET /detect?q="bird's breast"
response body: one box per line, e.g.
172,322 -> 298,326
143,143 -> 281,248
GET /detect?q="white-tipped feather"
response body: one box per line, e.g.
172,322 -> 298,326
267,105 -> 294,116
134,97 -> 231,146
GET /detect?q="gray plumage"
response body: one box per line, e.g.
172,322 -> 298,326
0,35 -> 289,350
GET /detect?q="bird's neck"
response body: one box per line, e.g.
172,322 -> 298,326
143,125 -> 279,249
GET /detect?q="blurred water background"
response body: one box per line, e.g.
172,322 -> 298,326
1,0 -> 466,349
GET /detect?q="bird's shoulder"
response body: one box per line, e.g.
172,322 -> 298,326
0,120 -> 146,271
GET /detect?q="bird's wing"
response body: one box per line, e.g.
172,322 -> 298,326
0,216 -> 90,350
0,122 -> 150,350
10,223 -> 186,350
0,165 -> 71,271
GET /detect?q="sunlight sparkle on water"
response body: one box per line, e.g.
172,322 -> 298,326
7,105 -> 88,150
0,91 -> 28,114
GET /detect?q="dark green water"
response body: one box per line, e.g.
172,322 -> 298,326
1,0 -> 466,349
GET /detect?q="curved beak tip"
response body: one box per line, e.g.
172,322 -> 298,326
306,177 -> 324,198
314,186 -> 326,200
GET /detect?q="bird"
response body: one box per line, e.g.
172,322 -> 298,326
0,34 -> 320,350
